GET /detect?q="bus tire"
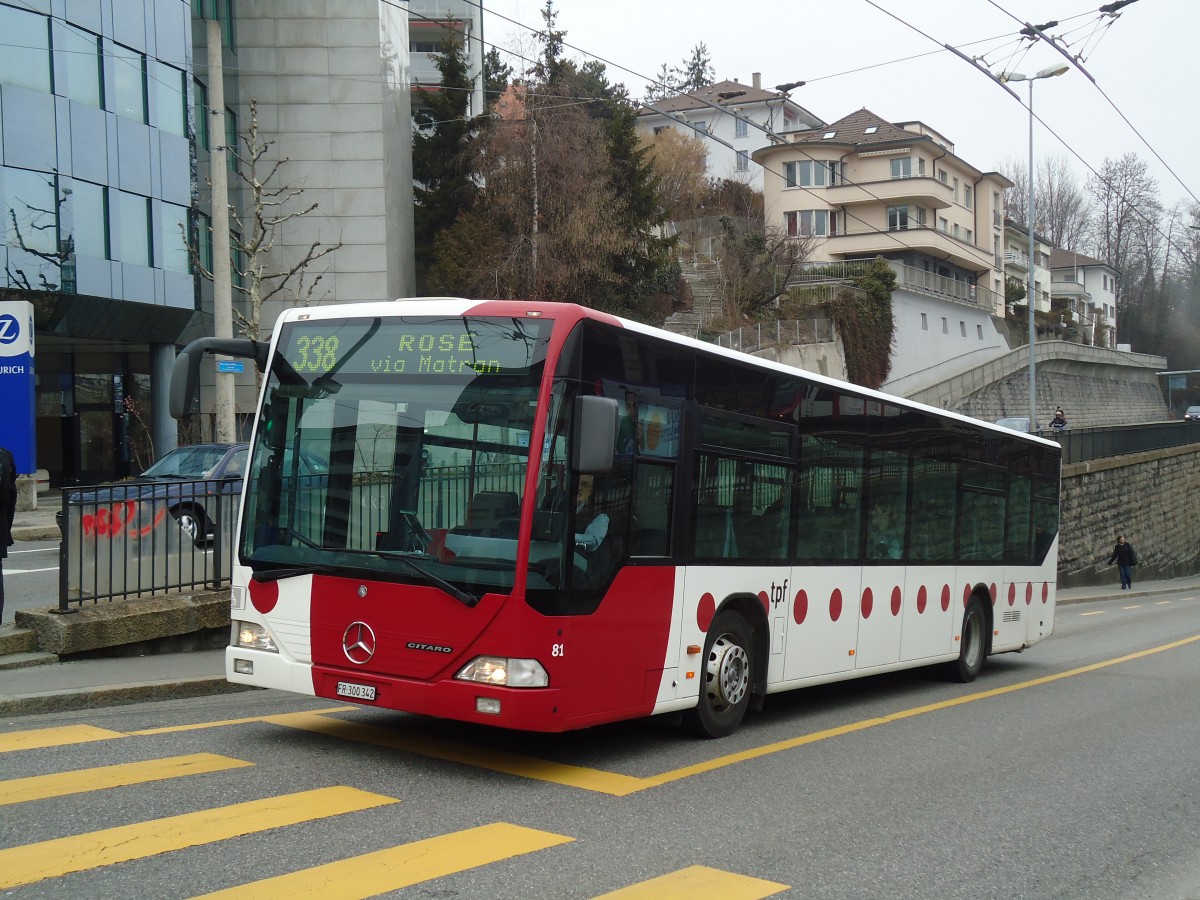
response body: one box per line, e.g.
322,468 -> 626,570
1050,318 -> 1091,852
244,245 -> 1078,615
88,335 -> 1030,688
684,610 -> 753,738
946,594 -> 987,683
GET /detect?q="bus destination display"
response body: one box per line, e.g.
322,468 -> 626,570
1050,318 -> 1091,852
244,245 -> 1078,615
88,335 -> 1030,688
279,317 -> 548,377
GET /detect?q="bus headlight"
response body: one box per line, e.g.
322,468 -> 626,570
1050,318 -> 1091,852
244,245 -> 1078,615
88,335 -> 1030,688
234,621 -> 278,652
455,656 -> 548,688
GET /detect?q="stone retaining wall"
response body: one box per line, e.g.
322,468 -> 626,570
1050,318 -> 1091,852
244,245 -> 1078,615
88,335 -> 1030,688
1059,445 -> 1200,587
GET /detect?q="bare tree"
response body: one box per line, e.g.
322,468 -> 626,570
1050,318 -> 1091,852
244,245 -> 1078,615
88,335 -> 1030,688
716,216 -> 817,324
641,128 -> 709,222
999,153 -> 1089,249
191,99 -> 343,356
4,175 -> 72,292
1086,153 -> 1160,305
1037,155 -> 1090,250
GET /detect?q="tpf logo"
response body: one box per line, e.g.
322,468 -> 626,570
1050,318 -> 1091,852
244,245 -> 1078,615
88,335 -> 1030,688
0,314 -> 19,346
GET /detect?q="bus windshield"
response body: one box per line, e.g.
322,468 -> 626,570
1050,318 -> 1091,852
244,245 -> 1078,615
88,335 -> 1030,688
240,315 -> 553,595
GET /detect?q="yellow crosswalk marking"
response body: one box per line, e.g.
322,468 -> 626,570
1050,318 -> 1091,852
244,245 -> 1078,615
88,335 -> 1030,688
593,865 -> 789,899
0,724 -> 126,754
192,822 -> 573,898
0,753 -> 253,806
0,786 -> 397,890
266,711 -> 647,796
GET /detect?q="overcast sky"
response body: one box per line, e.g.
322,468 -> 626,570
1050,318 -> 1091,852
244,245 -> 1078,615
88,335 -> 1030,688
481,0 -> 1199,214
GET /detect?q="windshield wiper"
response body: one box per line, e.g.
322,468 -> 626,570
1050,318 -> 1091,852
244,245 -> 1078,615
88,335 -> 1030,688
251,562 -> 343,583
370,550 -> 479,608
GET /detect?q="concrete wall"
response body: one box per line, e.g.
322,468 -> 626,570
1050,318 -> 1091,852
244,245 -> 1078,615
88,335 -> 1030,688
1059,445 -> 1200,588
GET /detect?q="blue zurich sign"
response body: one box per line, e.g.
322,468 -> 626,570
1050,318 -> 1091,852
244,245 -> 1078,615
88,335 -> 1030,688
0,301 -> 36,474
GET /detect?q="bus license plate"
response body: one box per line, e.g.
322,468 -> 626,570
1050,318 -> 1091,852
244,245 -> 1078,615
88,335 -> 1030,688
336,681 -> 376,701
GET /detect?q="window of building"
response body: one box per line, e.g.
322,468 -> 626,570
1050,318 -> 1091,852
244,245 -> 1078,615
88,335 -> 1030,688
942,317 -> 948,334
153,61 -> 186,136
890,157 -> 912,179
196,210 -> 213,273
953,224 -> 961,238
3,168 -> 57,256
823,130 -> 837,139
1103,274 -> 1108,290
965,228 -> 973,243
960,321 -> 967,337
653,126 -> 668,136
56,22 -> 103,107
691,119 -> 709,133
0,6 -> 50,92
160,202 -> 190,273
964,185 -> 974,209
888,205 -> 910,230
112,191 -> 150,267
921,313 -> 928,330
225,107 -> 238,172
953,177 -> 959,202
68,179 -> 109,260
193,79 -> 209,150
918,157 -> 926,176
735,117 -> 748,138
977,324 -> 984,339
786,160 -> 837,187
864,125 -> 878,134
736,150 -> 749,171
111,43 -> 147,123
938,217 -> 949,233
938,169 -> 948,185
786,210 -> 839,237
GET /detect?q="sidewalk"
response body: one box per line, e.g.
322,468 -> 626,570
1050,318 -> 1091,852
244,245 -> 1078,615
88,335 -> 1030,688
9,502 -> 61,542
3,564 -> 1198,720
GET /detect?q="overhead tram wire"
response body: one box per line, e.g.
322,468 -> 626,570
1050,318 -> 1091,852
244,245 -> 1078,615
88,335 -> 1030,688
863,0 -> 1199,279
983,0 -> 1200,207
413,0 -> 1053,263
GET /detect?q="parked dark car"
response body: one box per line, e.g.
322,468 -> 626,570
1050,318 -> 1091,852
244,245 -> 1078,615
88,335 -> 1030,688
58,443 -> 326,543
1184,406 -> 1200,422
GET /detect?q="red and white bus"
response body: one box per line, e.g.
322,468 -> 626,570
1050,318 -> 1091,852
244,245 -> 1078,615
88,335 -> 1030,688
172,299 -> 1061,737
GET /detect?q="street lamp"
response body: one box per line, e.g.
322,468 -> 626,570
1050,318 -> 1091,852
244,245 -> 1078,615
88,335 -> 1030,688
1001,64 -> 1069,431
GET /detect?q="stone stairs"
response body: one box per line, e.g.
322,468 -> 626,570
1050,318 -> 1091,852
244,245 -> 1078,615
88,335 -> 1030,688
0,625 -> 57,670
665,255 -> 724,339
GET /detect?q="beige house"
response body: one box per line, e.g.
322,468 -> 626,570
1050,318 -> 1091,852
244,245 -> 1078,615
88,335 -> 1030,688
1002,219 -> 1053,317
754,108 -> 1012,316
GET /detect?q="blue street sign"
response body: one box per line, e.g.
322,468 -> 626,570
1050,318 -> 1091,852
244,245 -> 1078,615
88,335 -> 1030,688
218,359 -> 245,373
0,301 -> 36,474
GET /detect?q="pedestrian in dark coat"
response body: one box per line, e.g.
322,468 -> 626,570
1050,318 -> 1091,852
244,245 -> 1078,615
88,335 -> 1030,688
1107,534 -> 1138,590
0,447 -> 16,624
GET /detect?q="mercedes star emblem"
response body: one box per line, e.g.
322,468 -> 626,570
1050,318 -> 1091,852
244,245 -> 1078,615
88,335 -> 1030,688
342,621 -> 377,665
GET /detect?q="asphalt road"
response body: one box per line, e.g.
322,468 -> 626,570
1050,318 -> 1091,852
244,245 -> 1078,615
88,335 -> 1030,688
1,592 -> 1198,899
3,539 -> 60,620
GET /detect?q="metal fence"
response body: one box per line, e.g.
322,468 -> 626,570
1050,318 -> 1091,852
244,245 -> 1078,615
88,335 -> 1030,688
1053,422 -> 1200,465
59,478 -> 240,609
716,318 -> 835,354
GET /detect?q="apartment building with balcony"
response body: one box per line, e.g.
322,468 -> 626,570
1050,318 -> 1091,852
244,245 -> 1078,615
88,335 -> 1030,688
1002,219 -> 1053,317
636,75 -> 824,191
409,0 -> 484,120
1049,249 -> 1118,349
754,108 -> 1015,392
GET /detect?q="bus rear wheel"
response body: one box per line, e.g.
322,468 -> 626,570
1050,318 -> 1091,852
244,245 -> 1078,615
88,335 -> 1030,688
684,610 -> 753,738
946,594 -> 987,682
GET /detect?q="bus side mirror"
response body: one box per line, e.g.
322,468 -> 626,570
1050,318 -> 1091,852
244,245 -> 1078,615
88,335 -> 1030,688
571,395 -> 618,474
169,337 -> 270,419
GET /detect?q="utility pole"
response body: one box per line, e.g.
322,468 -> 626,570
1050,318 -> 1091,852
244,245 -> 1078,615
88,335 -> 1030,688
207,18 -> 235,442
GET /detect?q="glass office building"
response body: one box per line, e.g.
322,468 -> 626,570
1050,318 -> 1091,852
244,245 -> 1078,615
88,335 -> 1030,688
1,1 -> 414,487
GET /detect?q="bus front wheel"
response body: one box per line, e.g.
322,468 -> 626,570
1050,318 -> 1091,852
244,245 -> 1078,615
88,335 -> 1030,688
946,595 -> 987,682
685,610 -> 753,738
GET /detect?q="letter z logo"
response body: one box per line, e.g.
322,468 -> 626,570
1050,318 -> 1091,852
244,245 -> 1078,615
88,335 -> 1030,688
0,314 -> 19,346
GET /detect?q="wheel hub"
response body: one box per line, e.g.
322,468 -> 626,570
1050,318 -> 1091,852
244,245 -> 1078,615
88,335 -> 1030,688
706,634 -> 749,710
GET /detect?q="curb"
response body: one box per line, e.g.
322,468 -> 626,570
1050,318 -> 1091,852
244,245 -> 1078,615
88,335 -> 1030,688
11,525 -> 60,542
0,676 -> 258,718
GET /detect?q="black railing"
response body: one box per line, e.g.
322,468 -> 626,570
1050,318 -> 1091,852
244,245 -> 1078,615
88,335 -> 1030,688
1051,422 -> 1200,464
58,478 -> 240,608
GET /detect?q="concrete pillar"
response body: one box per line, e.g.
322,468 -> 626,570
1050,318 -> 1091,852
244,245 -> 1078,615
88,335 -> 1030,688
151,344 -> 178,457
15,474 -> 36,512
